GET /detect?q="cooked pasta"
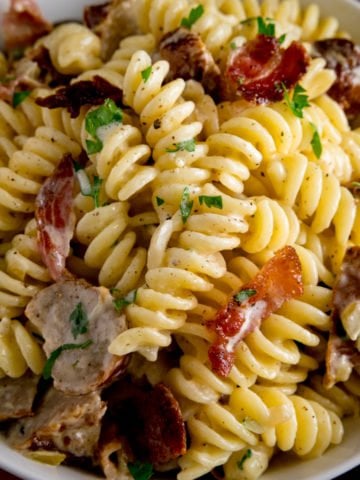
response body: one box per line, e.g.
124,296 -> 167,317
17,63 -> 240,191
0,1 -> 359,480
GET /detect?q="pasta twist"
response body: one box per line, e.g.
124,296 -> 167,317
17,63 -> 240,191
0,219 -> 50,319
91,123 -> 157,201
0,127 -> 81,230
76,33 -> 156,86
41,23 -> 102,75
123,50 -> 203,159
74,202 -> 148,295
136,0 -> 238,57
0,99 -> 34,139
0,317 -> 46,378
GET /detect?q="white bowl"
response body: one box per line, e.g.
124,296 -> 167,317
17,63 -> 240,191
0,0 -> 360,479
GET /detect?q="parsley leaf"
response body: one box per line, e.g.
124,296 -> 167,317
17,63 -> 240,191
282,83 -> 310,118
128,461 -> 153,480
234,289 -> 257,303
237,449 -> 253,470
13,90 -> 31,107
352,181 -> 360,188
180,186 -> 193,223
310,122 -> 322,159
198,195 -> 223,209
85,98 -> 123,154
112,289 -> 138,312
278,33 -> 286,44
141,66 -> 152,83
230,41 -> 237,50
181,5 -> 204,29
166,139 -> 196,153
69,302 -> 88,339
257,16 -> 275,36
156,196 -> 165,206
43,340 -> 93,380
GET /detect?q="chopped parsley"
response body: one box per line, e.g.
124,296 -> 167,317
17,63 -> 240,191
282,83 -> 310,118
74,164 -> 103,209
43,340 -> 93,380
166,139 -> 196,153
85,98 -> 123,154
180,186 -> 193,223
180,5 -> 204,29
69,302 -> 88,339
278,33 -> 286,44
112,289 -> 138,312
230,41 -> 237,50
257,16 -> 275,37
310,122 -> 322,159
141,66 -> 152,83
12,90 -> 31,107
237,449 -> 253,470
156,196 -> 165,206
234,289 -> 257,303
128,461 -> 153,480
198,195 -> 223,209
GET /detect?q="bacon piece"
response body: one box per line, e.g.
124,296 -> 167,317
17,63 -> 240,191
159,27 -> 221,96
2,0 -> 52,51
313,39 -> 360,121
84,0 -> 138,61
35,154 -> 75,282
221,34 -> 309,104
30,45 -> 73,87
35,75 -> 123,118
105,381 -> 186,466
325,246 -> 360,388
207,246 -> 304,377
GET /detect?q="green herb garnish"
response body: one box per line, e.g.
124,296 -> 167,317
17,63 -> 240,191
85,98 -> 123,154
282,83 -> 310,118
166,139 -> 196,153
141,66 -> 152,83
257,16 -> 275,36
12,90 -> 31,107
112,289 -> 138,312
352,181 -> 360,188
43,340 -> 93,380
237,449 -> 253,470
230,41 -> 237,50
278,33 -> 286,44
128,461 -> 154,480
180,186 -> 193,223
310,122 -> 322,159
73,163 -> 103,209
198,195 -> 223,209
181,5 -> 204,29
234,289 -> 257,303
69,302 -> 88,339
156,196 -> 165,206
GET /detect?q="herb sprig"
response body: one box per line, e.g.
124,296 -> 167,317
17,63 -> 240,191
199,195 -> 223,209
234,289 -> 257,303
74,162 -> 103,209
69,302 -> 89,339
181,5 -> 204,29
112,289 -> 138,312
237,449 -> 253,470
85,98 -> 123,154
128,461 -> 153,480
13,90 -> 31,107
43,340 -> 93,380
141,66 -> 152,83
180,186 -> 193,223
282,83 -> 310,118
166,139 -> 196,153
310,122 -> 322,159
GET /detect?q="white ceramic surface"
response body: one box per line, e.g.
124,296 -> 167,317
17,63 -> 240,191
0,0 -> 360,479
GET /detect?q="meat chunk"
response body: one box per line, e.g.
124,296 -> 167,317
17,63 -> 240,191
221,34 -> 309,104
84,0 -> 139,60
0,372 -> 39,421
25,280 -> 128,395
325,246 -> 360,388
313,39 -> 360,121
207,246 -> 304,376
35,154 -> 75,282
105,381 -> 186,466
8,386 -> 106,458
2,0 -> 52,51
159,27 -> 220,95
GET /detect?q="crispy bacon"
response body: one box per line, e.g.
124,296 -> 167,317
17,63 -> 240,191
313,39 -> 360,121
2,0 -> 52,51
30,45 -> 73,87
208,246 -> 304,377
35,154 -> 75,282
159,27 -> 221,96
35,75 -> 123,118
105,381 -> 186,466
325,246 -> 360,388
221,34 -> 309,104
